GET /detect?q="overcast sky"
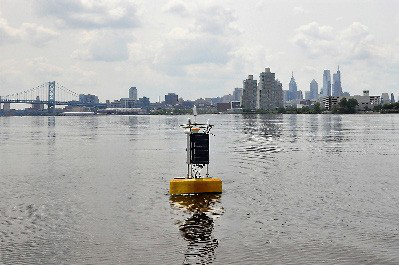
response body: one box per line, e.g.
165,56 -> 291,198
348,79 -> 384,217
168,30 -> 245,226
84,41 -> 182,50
1,0 -> 399,102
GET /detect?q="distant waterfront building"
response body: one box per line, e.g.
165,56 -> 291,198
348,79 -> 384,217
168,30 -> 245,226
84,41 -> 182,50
216,102 -> 230,112
79,94 -> 99,104
129,87 -> 137,100
165,93 -> 178,106
320,90 -> 380,111
297,90 -> 303,100
288,72 -> 298,101
305,91 -> 311,100
233,88 -> 243,102
221,94 -> 233,103
381,93 -> 390,104
283,90 -> 289,102
322,70 -> 331,97
257,68 -> 283,110
3,102 -> 10,111
332,66 -> 342,97
119,98 -> 137,108
391,93 -> 395,103
310,79 -> 318,100
242,75 -> 257,110
32,96 -> 44,110
138,97 -> 150,108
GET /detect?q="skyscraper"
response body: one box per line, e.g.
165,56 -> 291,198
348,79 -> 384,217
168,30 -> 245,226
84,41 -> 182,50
310,79 -> 318,100
129,87 -> 137,100
242,75 -> 257,110
391,93 -> 395,103
288,72 -> 298,101
322,70 -> 331,97
332,66 -> 342,97
257,68 -> 283,110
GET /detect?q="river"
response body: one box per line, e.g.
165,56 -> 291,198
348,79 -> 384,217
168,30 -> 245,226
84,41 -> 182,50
0,114 -> 398,264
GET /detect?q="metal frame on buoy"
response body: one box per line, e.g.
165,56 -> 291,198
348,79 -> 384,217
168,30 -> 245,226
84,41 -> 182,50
181,106 -> 213,179
169,106 -> 222,195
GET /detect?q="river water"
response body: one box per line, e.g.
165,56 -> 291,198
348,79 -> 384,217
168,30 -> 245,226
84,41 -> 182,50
0,114 -> 398,264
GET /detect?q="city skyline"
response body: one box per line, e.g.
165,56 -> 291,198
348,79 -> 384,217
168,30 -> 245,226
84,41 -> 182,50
1,1 -> 399,101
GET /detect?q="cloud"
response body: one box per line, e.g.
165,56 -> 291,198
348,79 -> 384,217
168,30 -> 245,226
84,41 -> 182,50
163,0 -> 189,17
153,4 -> 242,76
154,32 -> 232,75
35,0 -> 140,29
27,57 -> 63,77
0,17 -> 59,46
194,5 -> 240,36
72,30 -> 133,62
293,21 -> 375,61
293,21 -> 399,77
293,6 -> 308,15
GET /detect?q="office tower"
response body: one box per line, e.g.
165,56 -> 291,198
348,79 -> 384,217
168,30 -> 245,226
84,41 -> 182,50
297,90 -> 303,100
233,88 -> 243,102
391,93 -> 395,103
283,90 -> 289,102
242,75 -> 257,110
332,66 -> 342,96
165,93 -> 178,105
310,79 -> 318,100
305,91 -> 311,100
322,70 -> 331,97
288,72 -> 298,101
257,68 -> 283,110
129,87 -> 137,100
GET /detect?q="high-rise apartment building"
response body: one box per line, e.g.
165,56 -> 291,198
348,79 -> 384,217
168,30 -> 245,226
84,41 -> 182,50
322,70 -> 331,97
288,72 -> 298,101
257,68 -> 283,110
233,88 -> 243,102
242,75 -> 257,110
332,66 -> 342,97
129,87 -> 137,100
310,79 -> 318,100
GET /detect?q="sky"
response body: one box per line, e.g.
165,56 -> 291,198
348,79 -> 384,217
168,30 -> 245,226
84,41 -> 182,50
1,0 -> 399,102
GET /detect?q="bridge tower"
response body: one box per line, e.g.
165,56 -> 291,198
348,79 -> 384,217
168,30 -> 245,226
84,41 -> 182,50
48,81 -> 56,113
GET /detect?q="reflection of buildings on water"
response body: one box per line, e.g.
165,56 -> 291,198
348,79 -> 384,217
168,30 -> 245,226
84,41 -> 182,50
170,194 -> 222,265
241,114 -> 283,139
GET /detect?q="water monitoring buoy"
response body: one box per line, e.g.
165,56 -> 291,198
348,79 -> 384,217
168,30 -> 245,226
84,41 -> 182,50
169,107 -> 222,195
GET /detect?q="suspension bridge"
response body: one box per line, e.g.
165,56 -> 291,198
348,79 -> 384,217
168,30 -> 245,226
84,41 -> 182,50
0,81 -> 106,113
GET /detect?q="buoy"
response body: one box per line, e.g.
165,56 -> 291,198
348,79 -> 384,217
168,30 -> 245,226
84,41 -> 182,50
169,106 -> 222,195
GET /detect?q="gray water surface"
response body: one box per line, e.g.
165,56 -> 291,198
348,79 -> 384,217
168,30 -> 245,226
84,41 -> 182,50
0,114 -> 398,264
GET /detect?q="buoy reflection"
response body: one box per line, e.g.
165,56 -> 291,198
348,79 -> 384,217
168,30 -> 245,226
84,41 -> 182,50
170,194 -> 223,265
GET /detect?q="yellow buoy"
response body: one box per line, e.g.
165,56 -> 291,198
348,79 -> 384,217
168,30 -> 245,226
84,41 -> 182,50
170,178 -> 222,195
170,108 -> 222,195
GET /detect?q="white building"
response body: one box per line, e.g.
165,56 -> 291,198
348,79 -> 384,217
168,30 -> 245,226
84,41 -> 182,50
320,90 -> 380,110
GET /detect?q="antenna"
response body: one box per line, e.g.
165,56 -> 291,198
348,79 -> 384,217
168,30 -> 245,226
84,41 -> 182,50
193,105 -> 197,123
